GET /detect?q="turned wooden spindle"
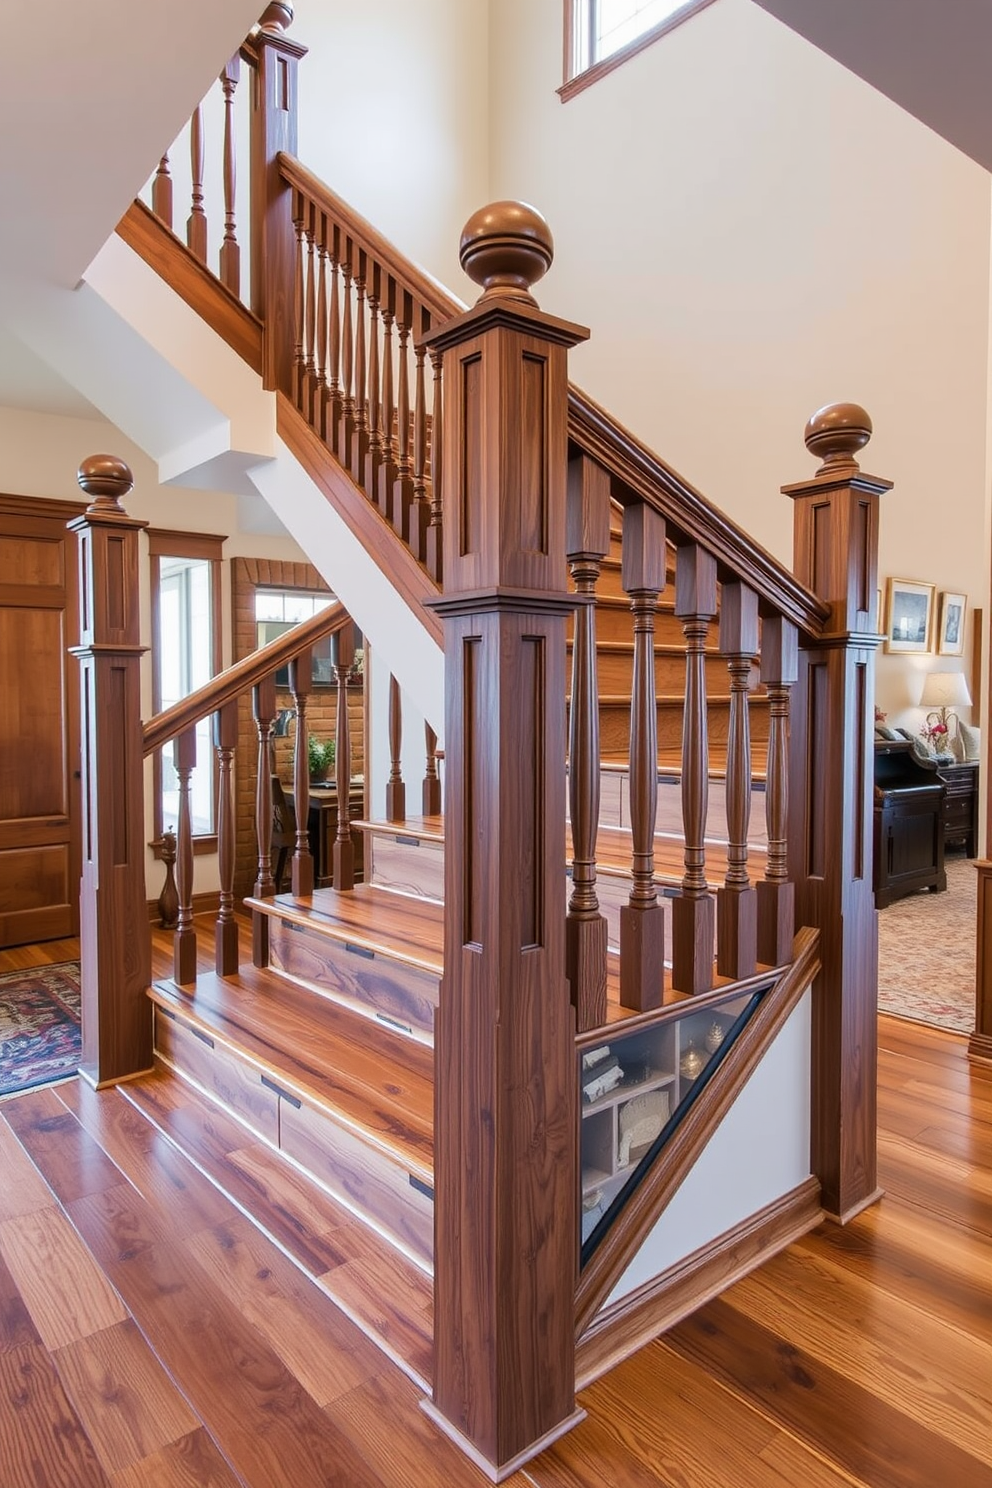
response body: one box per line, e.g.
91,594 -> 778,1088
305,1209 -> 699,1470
366,264 -> 383,491
292,197 -> 306,408
332,627 -> 356,890
353,253 -> 368,479
187,103 -> 208,263
219,55 -> 241,295
756,614 -> 797,965
395,290 -> 414,540
716,582 -> 758,980
152,154 -> 172,230
315,219 -> 329,439
620,501 -> 667,1012
303,203 -> 318,422
340,247 -> 355,463
289,647 -> 314,897
566,455 -> 611,1031
173,727 -> 198,986
423,722 -> 442,817
426,345 -> 444,582
379,283 -> 397,519
671,543 -> 718,995
411,305 -> 431,564
386,673 -> 406,822
252,674 -> 277,966
327,225 -> 342,446
214,700 -> 239,975
157,828 -> 179,929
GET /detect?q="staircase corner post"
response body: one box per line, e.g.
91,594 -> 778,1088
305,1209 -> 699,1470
249,3 -> 308,392
422,203 -> 589,1477
784,402 -> 890,1223
69,455 -> 152,1087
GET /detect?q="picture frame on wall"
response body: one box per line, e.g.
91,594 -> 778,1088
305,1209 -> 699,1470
937,591 -> 967,657
884,578 -> 935,654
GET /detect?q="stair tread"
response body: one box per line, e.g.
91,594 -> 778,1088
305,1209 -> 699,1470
249,882 -> 445,975
353,813 -> 444,844
150,964 -> 434,1179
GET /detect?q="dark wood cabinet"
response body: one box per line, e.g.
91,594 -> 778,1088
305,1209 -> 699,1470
288,784 -> 365,888
873,742 -> 945,908
937,761 -> 978,857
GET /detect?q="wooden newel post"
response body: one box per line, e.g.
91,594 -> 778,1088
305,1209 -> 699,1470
422,203 -> 588,1478
69,456 -> 152,1087
784,403 -> 889,1223
249,1 -> 307,392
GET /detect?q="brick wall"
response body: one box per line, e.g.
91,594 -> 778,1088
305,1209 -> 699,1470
232,557 -> 365,902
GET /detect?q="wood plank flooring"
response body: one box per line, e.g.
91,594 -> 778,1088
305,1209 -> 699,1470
0,934 -> 990,1485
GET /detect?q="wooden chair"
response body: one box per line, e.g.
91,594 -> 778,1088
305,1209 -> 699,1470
271,775 -> 297,893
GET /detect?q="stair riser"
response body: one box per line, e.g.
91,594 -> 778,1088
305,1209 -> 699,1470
268,917 -> 438,1044
154,1005 -> 434,1269
368,834 -> 445,902
569,648 -> 730,696
599,698 -> 771,755
569,603 -> 687,647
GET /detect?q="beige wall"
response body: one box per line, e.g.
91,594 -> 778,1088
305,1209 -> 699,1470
487,0 -> 992,731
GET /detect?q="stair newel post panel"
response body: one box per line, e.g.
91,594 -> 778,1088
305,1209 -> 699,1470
422,204 -> 588,1477
331,625 -> 356,891
756,615 -> 798,965
619,501 -> 667,1013
716,581 -> 759,980
291,194 -> 305,407
566,454 -> 611,1031
248,2 -> 307,393
70,455 -> 152,1086
152,154 -> 172,230
288,646 -> 314,897
252,674 -> 277,967
219,54 -> 241,296
213,700 -> 239,975
385,674 -> 406,823
784,403 -> 889,1223
187,104 -> 208,264
173,726 -> 198,986
672,544 -> 718,994
423,722 -> 442,817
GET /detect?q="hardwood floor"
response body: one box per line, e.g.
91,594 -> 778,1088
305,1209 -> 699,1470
1,932 -> 990,1486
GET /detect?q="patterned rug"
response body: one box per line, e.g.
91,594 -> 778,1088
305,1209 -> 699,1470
0,961 -> 81,1098
878,857 -> 976,1035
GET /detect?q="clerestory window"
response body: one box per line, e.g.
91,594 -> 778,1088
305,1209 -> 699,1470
562,0 -> 716,100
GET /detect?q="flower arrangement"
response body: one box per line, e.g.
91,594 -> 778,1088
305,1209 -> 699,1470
308,734 -> 335,781
921,719 -> 948,748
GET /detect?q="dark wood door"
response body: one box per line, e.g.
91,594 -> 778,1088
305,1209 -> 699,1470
0,496 -> 84,946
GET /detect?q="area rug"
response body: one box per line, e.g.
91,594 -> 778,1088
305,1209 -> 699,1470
0,962 -> 81,1098
877,857 -> 976,1034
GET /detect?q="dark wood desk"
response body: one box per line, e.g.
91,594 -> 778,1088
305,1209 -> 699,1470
873,741 -> 945,907
937,761 -> 979,858
287,783 -> 365,888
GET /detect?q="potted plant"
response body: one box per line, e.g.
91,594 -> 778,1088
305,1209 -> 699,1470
308,734 -> 335,783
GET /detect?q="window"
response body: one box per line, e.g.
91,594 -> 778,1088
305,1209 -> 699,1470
562,0 -> 716,99
148,529 -> 224,851
255,588 -> 337,685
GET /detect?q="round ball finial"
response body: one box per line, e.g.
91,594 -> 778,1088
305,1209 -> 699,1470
804,402 -> 872,473
77,454 -> 134,513
459,201 -> 554,306
258,1 -> 293,33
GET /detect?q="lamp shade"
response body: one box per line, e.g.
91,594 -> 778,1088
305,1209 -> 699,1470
920,670 -> 972,709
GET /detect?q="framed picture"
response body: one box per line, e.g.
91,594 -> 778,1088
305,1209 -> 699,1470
937,591 -> 967,657
884,578 -> 935,654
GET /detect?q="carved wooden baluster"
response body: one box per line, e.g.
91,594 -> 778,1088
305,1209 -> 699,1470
289,645 -> 314,897
756,615 -> 798,965
386,673 -> 406,822
395,289 -> 414,541
327,224 -> 342,450
620,502 -> 667,1012
672,543 -> 719,995
365,262 -> 383,502
332,626 -> 356,890
173,727 -> 198,986
379,277 -> 397,522
717,582 -> 758,980
292,193 -> 306,409
252,675 -> 277,967
152,154 -> 172,230
426,345 -> 443,582
213,700 -> 239,975
314,213 -> 329,439
566,455 -> 611,1030
341,241 -> 355,465
352,251 -> 368,484
411,303 -> 430,564
219,55 -> 241,295
303,200 -> 318,423
423,722 -> 442,817
187,104 -> 207,263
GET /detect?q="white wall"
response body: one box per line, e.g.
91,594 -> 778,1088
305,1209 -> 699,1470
295,0 -> 491,293
487,0 -> 992,734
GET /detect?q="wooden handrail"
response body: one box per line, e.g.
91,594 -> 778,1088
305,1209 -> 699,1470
142,600 -> 349,756
278,155 -> 463,324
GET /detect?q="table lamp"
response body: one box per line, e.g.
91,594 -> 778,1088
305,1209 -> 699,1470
920,670 -> 972,739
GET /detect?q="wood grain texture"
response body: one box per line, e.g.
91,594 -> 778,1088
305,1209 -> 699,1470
0,1206 -> 127,1350
0,1343 -> 111,1487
